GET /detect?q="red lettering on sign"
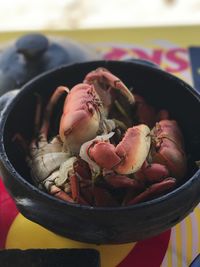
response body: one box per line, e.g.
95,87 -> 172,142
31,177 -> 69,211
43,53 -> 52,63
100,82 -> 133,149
165,48 -> 188,73
104,47 -> 127,60
103,46 -> 189,73
131,49 -> 163,65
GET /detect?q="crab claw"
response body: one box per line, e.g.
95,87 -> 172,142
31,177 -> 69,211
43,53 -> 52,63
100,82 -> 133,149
84,67 -> 135,110
86,124 -> 151,175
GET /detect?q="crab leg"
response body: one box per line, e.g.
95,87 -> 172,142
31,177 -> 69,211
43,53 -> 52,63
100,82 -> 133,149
84,67 -> 135,110
50,185 -> 74,203
70,174 -> 80,201
40,86 -> 69,138
126,177 -> 176,205
104,174 -> 144,190
33,93 -> 43,137
135,161 -> 170,183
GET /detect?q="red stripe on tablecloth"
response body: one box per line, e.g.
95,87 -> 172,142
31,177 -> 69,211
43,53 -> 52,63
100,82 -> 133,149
0,178 -> 18,248
0,177 -> 171,266
117,229 -> 171,267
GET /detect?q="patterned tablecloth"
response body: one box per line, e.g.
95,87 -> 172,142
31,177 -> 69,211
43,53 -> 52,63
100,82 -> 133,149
1,26 -> 200,267
1,179 -> 200,267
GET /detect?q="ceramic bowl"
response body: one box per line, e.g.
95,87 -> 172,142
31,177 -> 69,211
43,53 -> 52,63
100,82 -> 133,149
0,60 -> 200,244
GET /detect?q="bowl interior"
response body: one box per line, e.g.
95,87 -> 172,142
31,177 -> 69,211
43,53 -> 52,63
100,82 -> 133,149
2,60 -> 200,194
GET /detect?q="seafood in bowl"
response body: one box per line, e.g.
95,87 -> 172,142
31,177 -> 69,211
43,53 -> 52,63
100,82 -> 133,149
17,67 -> 187,207
0,60 -> 200,244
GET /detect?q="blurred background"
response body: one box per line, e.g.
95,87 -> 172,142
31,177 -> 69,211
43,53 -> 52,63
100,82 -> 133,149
0,0 -> 200,31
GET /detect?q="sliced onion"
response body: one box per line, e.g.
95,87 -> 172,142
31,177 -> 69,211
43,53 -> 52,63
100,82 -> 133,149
79,132 -> 115,178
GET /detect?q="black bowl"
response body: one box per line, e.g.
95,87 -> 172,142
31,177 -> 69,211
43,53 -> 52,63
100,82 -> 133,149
0,60 -> 200,244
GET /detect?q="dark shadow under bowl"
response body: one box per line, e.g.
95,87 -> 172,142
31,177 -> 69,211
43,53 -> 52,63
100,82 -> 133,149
0,60 -> 200,244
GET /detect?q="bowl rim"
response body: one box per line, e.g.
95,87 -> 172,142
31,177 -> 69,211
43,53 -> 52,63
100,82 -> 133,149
0,59 -> 200,211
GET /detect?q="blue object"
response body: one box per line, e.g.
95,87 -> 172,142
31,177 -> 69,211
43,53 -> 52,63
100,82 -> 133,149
188,47 -> 200,93
0,33 -> 100,96
190,254 -> 200,267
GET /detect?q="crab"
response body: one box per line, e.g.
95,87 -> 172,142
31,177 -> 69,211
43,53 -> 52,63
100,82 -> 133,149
150,118 -> 187,179
23,68 -> 138,203
79,109 -> 187,205
45,68 -> 135,155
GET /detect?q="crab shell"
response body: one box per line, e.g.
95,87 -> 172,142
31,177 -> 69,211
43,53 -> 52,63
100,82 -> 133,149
28,135 -> 69,184
59,83 -> 102,154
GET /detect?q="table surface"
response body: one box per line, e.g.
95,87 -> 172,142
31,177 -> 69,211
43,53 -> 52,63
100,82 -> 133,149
0,25 -> 200,267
